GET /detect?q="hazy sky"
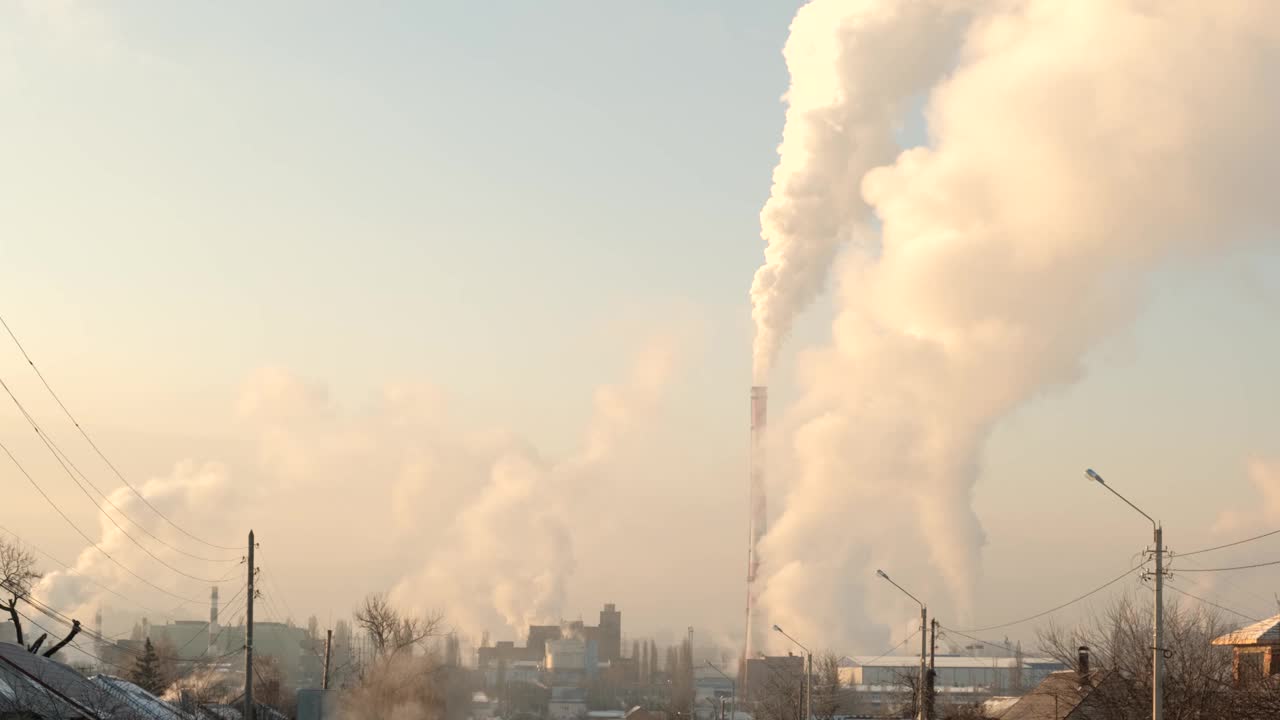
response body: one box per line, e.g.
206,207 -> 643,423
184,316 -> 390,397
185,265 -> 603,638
4,1 -> 1280,656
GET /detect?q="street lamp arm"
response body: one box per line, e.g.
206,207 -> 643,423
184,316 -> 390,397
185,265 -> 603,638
1099,482 -> 1156,529
705,661 -> 735,685
877,574 -> 925,609
1086,469 -> 1157,529
772,626 -> 812,655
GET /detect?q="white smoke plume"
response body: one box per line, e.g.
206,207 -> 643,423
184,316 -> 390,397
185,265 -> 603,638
759,0 -> 1280,650
34,461 -> 240,623
750,0 -> 972,381
27,337 -> 680,645
390,342 -> 677,636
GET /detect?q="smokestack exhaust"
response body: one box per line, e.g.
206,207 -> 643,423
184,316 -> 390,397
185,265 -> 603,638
745,386 -> 768,663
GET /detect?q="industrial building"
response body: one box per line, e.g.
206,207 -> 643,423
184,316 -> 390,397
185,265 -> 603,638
838,653 -> 1066,711
478,602 -> 623,678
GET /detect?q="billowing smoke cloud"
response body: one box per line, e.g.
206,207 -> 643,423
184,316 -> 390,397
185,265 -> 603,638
34,461 -> 240,623
390,342 -> 677,636
30,337 -> 680,644
750,0 -> 972,380
759,0 -> 1280,650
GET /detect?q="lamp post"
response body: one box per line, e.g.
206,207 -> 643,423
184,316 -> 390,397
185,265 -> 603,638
706,661 -> 737,720
772,625 -> 811,720
876,570 -> 928,720
1085,468 -> 1163,720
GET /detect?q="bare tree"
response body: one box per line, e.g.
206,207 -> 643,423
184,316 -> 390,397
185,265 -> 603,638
355,592 -> 442,659
1037,591 -> 1280,720
0,538 -> 40,598
254,653 -> 291,713
811,653 -> 843,720
0,537 -> 41,646
754,659 -> 804,720
342,595 -> 448,720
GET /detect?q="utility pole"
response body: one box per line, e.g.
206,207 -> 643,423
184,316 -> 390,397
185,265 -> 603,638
928,619 -> 937,720
1083,469 -> 1163,720
323,629 -> 333,690
1153,524 -> 1164,720
244,530 -> 256,720
918,606 -> 928,720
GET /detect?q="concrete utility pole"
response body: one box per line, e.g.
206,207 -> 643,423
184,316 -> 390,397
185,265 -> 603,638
244,530 -> 256,720
928,619 -> 937,720
876,570 -> 928,720
918,606 -> 928,720
323,629 -> 333,690
1084,469 -> 1164,720
1153,524 -> 1164,720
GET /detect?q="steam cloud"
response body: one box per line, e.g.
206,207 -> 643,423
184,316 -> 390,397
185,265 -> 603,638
757,0 -> 1280,649
750,0 -> 970,381
32,340 -> 679,644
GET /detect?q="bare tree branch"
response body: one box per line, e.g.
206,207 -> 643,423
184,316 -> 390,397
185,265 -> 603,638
44,619 -> 81,658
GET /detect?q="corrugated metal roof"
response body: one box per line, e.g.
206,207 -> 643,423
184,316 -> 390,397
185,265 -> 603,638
1212,613 -> 1280,647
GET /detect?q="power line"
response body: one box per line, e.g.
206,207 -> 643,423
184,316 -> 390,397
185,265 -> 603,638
0,523 -> 192,621
15,603 -> 244,677
0,437 -> 212,605
0,371 -> 236,564
22,588 -> 247,661
0,374 -> 236,580
951,561 -> 1149,633
1176,528 -> 1280,559
859,629 -> 921,667
1174,559 -> 1280,573
0,649 -> 105,720
937,626 -> 1017,656
0,312 -> 237,552
1170,552 -> 1276,619
1163,583 -> 1261,623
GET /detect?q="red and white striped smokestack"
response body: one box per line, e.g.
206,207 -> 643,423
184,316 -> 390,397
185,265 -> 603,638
745,386 -> 768,664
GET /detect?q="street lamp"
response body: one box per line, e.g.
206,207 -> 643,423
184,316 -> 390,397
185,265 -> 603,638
771,625 -> 811,720
705,661 -> 737,720
1084,468 -> 1163,720
876,570 -> 928,720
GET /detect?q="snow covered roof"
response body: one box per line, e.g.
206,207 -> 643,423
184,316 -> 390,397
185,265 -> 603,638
0,640 -> 108,718
1213,613 -> 1280,647
93,674 -> 195,719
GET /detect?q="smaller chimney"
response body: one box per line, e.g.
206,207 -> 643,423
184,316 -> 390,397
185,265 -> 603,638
1078,646 -> 1090,676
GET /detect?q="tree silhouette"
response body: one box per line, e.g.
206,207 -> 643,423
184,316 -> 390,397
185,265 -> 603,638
131,638 -> 165,695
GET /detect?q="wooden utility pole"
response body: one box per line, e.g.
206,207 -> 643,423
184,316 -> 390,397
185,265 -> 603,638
244,530 -> 255,720
323,629 -> 333,690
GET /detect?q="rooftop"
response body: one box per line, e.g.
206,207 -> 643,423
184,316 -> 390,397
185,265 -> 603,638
997,670 -> 1108,720
840,655 -> 1061,669
1213,613 -> 1280,647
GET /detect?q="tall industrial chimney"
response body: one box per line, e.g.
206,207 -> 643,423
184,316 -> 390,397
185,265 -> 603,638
745,386 -> 768,665
208,586 -> 219,654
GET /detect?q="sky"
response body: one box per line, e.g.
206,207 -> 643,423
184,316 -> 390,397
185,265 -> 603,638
3,0 -> 1280,657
